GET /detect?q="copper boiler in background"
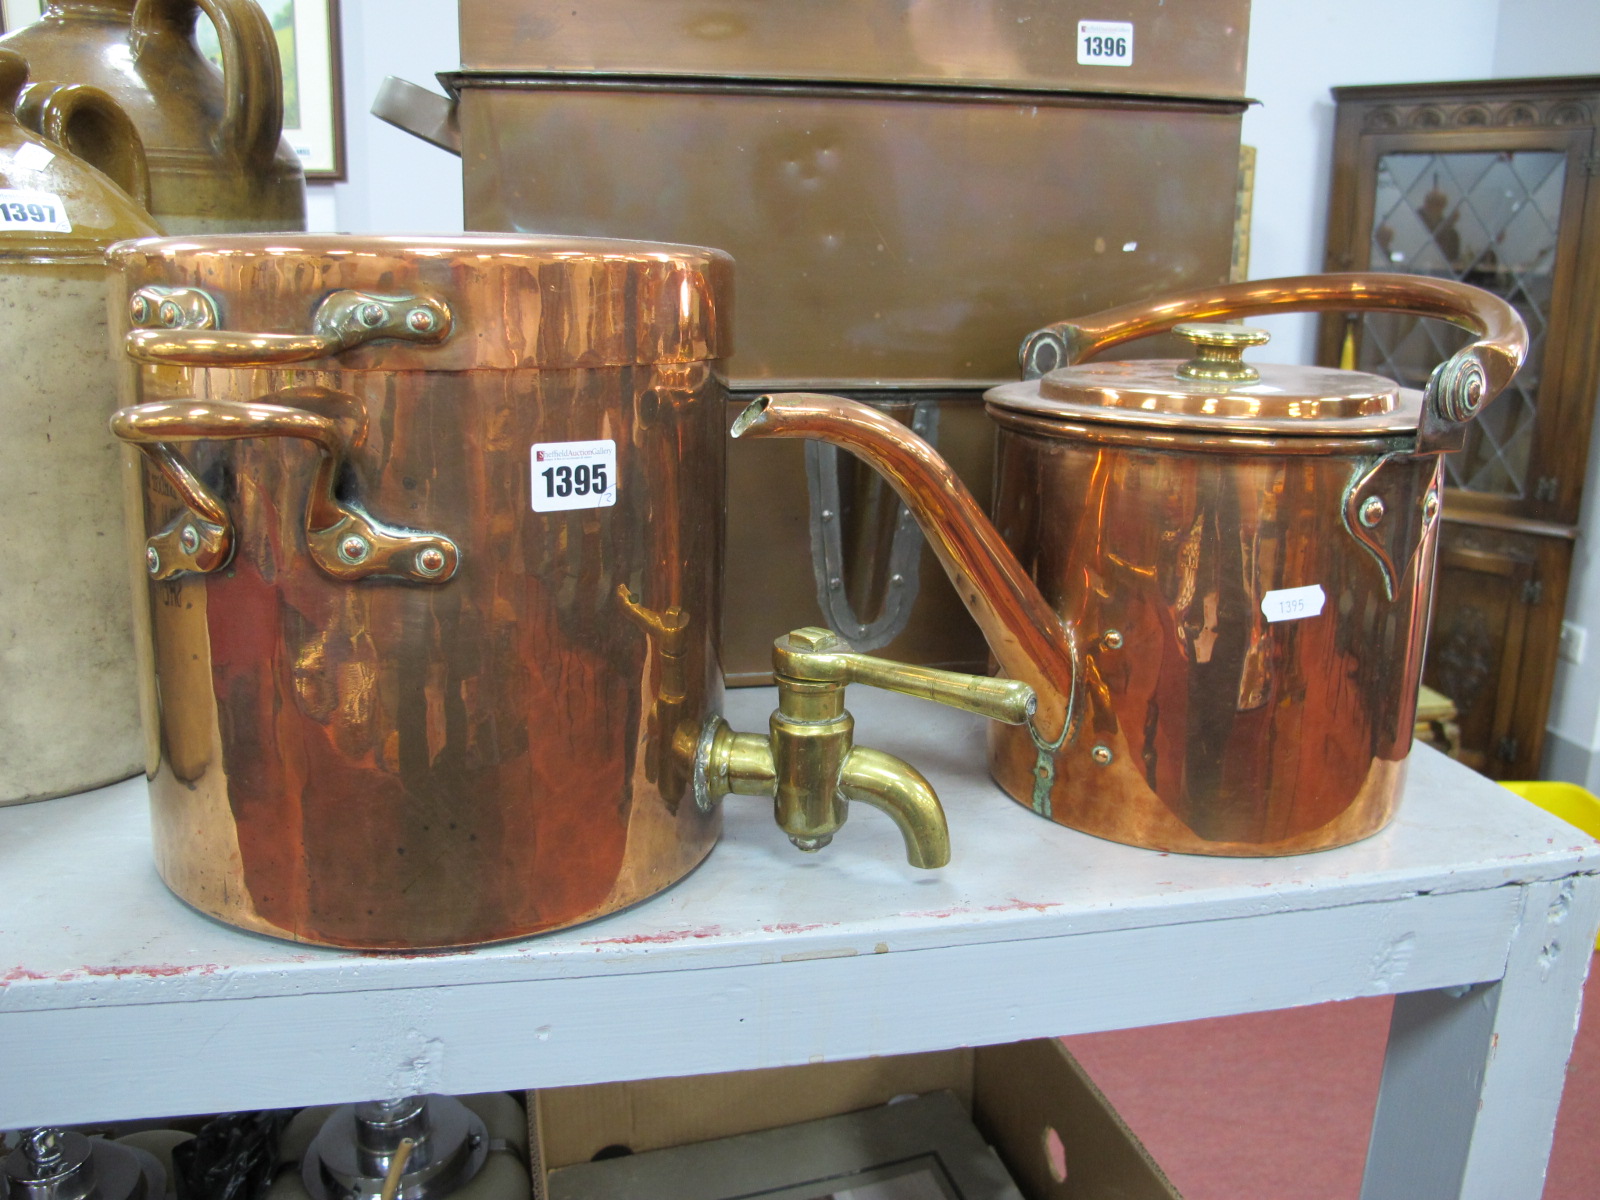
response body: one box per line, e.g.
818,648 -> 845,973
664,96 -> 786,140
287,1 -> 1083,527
108,235 -> 730,948
733,275 -> 1528,855
437,0 -> 1250,681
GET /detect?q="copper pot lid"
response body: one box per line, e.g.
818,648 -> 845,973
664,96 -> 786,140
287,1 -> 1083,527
986,322 -> 1423,437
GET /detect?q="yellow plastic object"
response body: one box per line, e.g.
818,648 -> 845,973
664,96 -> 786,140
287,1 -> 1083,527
1502,781 -> 1600,950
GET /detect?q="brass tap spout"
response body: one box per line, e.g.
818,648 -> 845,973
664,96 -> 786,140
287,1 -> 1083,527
690,628 -> 1036,868
837,745 -> 947,869
732,394 -> 1078,746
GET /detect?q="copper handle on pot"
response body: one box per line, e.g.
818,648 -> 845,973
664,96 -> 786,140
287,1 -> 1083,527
125,288 -> 453,367
110,391 -> 460,585
1019,272 -> 1527,453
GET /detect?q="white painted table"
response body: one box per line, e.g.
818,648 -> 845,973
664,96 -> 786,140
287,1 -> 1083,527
4,688 -> 1598,1200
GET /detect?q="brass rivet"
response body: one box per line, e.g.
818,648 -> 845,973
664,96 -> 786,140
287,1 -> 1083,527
1360,496 -> 1386,527
157,299 -> 183,327
415,546 -> 446,577
406,307 -> 437,334
358,302 -> 387,327
1102,629 -> 1124,650
1424,491 -> 1441,523
1090,744 -> 1114,767
145,546 -> 160,575
179,524 -> 200,554
339,535 -> 371,564
129,294 -> 152,324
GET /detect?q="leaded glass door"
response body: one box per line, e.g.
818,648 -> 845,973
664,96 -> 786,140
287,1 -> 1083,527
1328,126 -> 1595,524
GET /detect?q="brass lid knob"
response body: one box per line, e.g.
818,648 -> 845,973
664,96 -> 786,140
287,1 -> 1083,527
1174,322 -> 1271,385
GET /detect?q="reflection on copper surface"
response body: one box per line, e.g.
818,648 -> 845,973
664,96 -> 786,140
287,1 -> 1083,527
737,274 -> 1525,855
114,236 -> 730,948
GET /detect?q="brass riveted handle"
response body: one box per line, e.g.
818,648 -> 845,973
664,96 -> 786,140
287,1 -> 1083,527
691,627 -> 1036,869
110,389 -> 460,585
1018,272 -> 1527,453
126,288 -> 453,367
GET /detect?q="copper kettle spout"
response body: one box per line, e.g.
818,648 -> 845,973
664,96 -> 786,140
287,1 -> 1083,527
731,393 -> 1081,749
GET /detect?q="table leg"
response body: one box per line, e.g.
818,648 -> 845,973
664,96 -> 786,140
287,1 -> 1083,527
1361,875 -> 1600,1200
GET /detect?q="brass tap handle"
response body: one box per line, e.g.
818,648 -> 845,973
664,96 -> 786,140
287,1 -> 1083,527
773,627 -> 1035,726
692,627 -> 1039,869
1018,272 -> 1527,453
126,288 -> 452,367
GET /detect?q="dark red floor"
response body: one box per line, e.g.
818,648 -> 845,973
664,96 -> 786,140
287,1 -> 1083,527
1062,952 -> 1600,1198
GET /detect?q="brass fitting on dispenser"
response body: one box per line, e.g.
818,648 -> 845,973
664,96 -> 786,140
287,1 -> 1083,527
689,628 -> 1036,868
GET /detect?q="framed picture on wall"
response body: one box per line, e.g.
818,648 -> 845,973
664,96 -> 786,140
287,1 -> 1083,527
1,0 -> 346,181
254,0 -> 346,180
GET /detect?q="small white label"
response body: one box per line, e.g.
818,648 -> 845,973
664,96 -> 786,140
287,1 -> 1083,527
1077,20 -> 1134,66
11,143 -> 55,173
1261,584 -> 1326,624
0,188 -> 71,233
531,439 -> 617,512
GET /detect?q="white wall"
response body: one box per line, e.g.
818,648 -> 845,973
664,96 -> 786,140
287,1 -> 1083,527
1492,0 -> 1600,781
321,0 -> 1600,778
1238,0 -> 1501,364
304,0 -> 461,234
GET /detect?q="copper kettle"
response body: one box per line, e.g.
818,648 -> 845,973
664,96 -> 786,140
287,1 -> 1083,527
732,274 -> 1527,855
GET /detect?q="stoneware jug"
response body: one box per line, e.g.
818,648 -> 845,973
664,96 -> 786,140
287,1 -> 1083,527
0,0 -> 306,232
0,48 -> 159,804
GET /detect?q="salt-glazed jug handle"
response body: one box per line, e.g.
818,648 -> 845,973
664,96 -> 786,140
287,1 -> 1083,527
131,0 -> 283,169
14,82 -> 152,211
110,389 -> 460,585
1018,272 -> 1527,455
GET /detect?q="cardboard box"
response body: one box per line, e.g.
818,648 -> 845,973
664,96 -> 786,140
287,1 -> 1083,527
527,1039 -> 1181,1200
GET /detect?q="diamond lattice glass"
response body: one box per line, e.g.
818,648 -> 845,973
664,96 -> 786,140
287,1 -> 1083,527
1358,150 -> 1563,497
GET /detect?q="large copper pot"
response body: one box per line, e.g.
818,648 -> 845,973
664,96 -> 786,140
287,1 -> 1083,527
734,275 -> 1528,855
107,235 -> 733,948
0,49 -> 158,804
0,0 -> 305,233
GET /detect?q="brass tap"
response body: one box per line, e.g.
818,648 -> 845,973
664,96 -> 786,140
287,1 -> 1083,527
689,628 -> 1036,868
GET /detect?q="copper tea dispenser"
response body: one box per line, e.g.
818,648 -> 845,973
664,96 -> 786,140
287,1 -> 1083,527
108,234 -> 1032,948
734,274 -> 1527,856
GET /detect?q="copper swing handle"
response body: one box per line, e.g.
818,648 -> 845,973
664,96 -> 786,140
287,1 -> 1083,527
1020,273 -> 1527,451
125,288 -> 452,367
110,392 -> 460,585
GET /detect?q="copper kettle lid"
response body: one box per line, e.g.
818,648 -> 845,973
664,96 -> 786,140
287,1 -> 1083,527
987,322 -> 1423,437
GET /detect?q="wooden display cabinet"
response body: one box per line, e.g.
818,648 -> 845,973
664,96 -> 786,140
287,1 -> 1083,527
1318,76 -> 1600,779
